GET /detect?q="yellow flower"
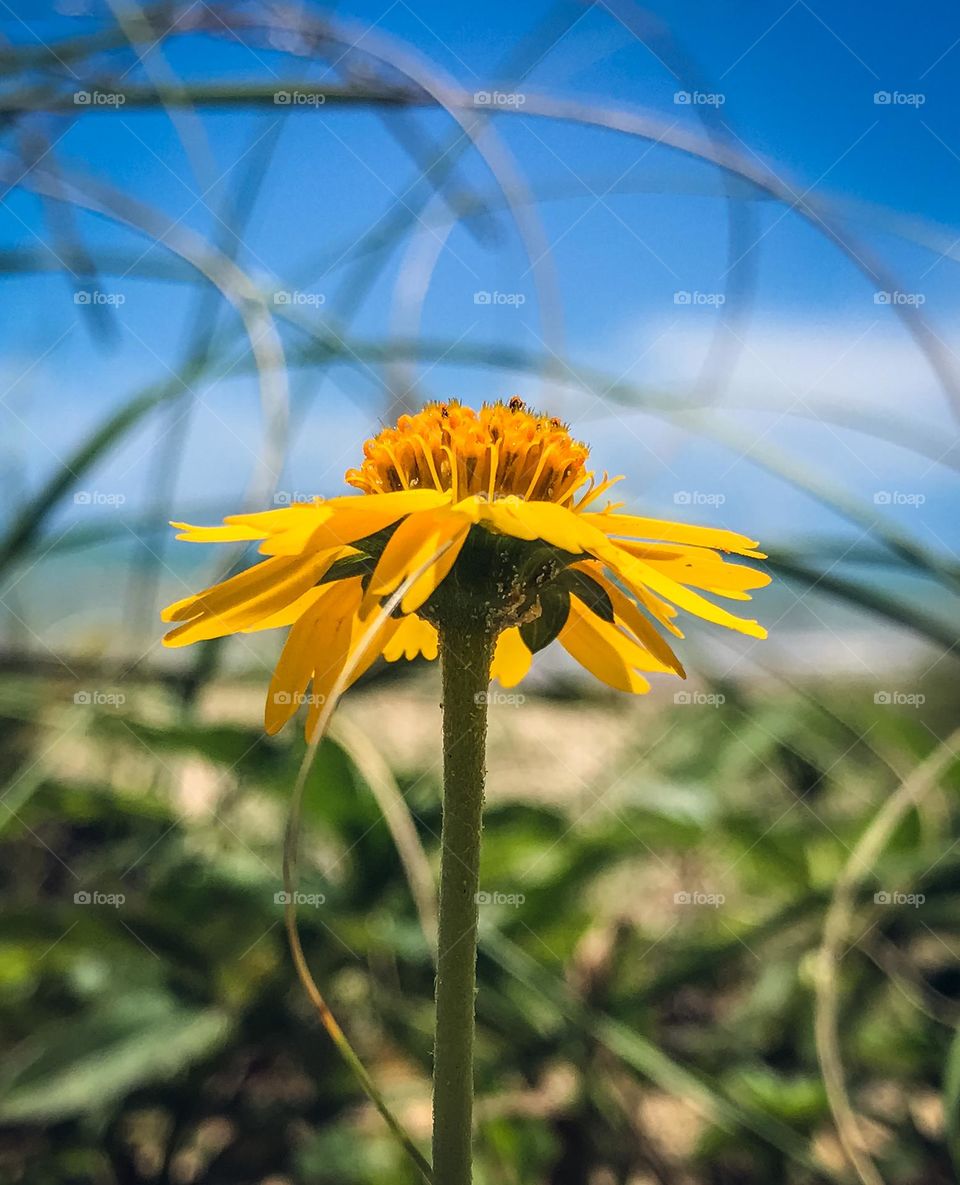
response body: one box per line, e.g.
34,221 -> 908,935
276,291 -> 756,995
162,399 -> 770,735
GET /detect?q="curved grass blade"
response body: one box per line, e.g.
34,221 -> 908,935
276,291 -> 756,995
330,715 -> 437,957
280,546 -> 463,1184
814,727 -> 960,1185
0,156 -> 288,576
484,931 -> 843,1180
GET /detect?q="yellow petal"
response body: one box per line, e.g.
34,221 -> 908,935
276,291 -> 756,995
333,613 -> 403,698
618,540 -> 771,597
382,615 -> 439,662
491,627 -> 532,688
217,504 -> 328,546
303,579 -> 401,737
238,586 -> 335,633
172,520 -> 268,544
325,490 -> 453,516
596,540 -> 767,640
474,497 -> 592,553
288,595 -> 429,738
264,588 -> 329,733
300,605 -> 440,739
162,547 -> 348,645
631,585 -> 685,637
255,517 -> 350,557
256,490 -> 452,556
162,550 -> 330,623
333,599 -> 443,703
222,503 -> 325,531
572,563 -> 684,676
583,511 -> 764,558
558,597 -> 652,694
264,579 -> 362,734
702,586 -> 752,602
365,508 -> 471,615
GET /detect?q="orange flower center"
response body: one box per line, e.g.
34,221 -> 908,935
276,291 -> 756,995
345,399 -> 591,504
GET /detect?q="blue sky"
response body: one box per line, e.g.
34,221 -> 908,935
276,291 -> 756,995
1,0 -> 958,658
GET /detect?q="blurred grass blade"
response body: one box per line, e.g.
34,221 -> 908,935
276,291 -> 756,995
815,727 -> 960,1185
484,932 -> 840,1179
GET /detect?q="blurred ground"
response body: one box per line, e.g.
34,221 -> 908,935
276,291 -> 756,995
1,661 -> 958,1184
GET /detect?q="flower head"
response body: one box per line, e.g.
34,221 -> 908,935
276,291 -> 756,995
345,397 -> 591,503
162,400 -> 770,735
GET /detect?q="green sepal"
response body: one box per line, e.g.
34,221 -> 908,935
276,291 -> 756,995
517,542 -> 581,587
558,568 -> 615,623
520,585 -> 570,653
318,554 -> 375,585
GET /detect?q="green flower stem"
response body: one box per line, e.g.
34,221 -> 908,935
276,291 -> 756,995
434,623 -> 494,1185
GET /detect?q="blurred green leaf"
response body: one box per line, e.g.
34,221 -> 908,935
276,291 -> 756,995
0,992 -> 231,1122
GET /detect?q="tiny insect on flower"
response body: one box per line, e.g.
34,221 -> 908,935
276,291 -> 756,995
161,400 -> 770,734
